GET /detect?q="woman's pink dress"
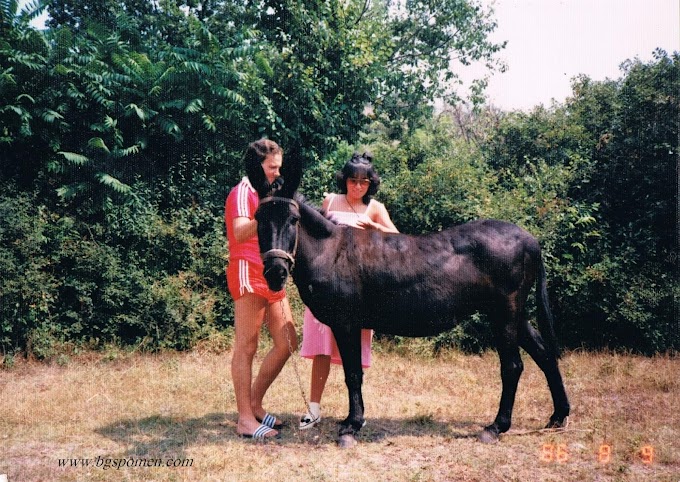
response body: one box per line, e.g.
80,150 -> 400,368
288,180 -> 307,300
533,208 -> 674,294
299,195 -> 374,368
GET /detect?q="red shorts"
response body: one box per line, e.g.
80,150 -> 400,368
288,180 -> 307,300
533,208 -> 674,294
227,259 -> 286,303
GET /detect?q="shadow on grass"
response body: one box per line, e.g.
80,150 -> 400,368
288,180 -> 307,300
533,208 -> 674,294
96,412 -> 482,456
96,413 -> 234,458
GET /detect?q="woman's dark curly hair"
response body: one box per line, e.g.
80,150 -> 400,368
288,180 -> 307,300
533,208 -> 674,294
335,152 -> 380,205
243,138 -> 283,189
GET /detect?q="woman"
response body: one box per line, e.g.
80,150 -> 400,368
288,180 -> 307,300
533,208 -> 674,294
299,152 -> 398,429
225,139 -> 298,439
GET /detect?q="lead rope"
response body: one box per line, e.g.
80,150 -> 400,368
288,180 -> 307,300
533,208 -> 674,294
278,299 -> 313,437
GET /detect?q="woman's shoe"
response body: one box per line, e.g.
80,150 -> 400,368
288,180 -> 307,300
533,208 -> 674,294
299,411 -> 321,430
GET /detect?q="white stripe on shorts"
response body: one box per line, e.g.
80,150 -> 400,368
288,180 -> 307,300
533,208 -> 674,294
239,259 -> 254,296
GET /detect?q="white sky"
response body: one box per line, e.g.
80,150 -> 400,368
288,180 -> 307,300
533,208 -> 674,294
468,0 -> 680,110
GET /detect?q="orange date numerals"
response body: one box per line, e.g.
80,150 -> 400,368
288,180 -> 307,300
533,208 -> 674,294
541,444 -> 569,463
540,443 -> 655,464
640,445 -> 654,464
598,444 -> 612,463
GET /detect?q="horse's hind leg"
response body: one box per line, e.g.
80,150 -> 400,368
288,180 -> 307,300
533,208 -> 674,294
480,308 -> 524,444
520,323 -> 570,428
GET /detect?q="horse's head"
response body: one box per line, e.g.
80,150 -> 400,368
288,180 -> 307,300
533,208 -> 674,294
255,195 -> 300,292
253,153 -> 303,291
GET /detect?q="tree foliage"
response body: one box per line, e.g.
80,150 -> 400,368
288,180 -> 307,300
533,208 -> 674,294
1,0 -> 504,356
478,50 -> 678,353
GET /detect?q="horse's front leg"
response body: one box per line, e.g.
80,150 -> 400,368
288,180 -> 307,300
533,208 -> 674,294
331,323 -> 364,448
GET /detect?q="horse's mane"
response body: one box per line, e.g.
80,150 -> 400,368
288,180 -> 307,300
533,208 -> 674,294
293,192 -> 313,207
294,192 -> 339,222
294,192 -> 337,237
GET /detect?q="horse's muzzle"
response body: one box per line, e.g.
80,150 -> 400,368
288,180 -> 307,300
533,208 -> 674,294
262,258 -> 290,292
261,248 -> 294,292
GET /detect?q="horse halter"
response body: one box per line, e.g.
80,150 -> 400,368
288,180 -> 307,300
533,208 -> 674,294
257,196 -> 300,269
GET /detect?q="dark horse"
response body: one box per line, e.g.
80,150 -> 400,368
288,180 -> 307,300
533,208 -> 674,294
254,174 -> 570,447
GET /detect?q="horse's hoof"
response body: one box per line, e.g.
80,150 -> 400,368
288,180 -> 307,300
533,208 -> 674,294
478,429 -> 499,444
545,415 -> 569,429
338,434 -> 357,448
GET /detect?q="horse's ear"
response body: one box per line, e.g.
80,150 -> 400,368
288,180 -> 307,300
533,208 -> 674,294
279,153 -> 302,198
253,174 -> 271,199
247,158 -> 269,198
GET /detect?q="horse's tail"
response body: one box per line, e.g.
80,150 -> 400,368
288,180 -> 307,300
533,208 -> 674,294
536,254 -> 561,358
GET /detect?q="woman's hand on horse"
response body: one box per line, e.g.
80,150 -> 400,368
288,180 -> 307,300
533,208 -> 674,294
357,219 -> 381,231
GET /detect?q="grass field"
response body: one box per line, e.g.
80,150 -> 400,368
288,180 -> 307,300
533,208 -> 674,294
1,344 -> 678,481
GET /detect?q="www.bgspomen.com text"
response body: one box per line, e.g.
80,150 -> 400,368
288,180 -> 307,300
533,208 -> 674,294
58,456 -> 193,470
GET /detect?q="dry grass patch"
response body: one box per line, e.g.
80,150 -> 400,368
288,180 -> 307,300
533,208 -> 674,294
1,348 -> 678,481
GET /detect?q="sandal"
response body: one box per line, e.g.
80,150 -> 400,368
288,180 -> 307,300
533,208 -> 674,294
299,411 -> 321,430
239,424 -> 279,439
257,413 -> 285,430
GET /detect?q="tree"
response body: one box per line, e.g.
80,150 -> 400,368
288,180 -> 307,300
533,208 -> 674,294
380,0 -> 505,128
46,0 -> 153,32
480,50 -> 679,353
213,0 -> 504,160
1,0 -> 47,30
595,50 -> 677,253
0,0 -> 51,186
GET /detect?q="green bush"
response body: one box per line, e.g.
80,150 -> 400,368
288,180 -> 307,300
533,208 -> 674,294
0,187 -> 231,358
378,140 -> 497,234
0,191 -> 57,355
356,109 -> 677,355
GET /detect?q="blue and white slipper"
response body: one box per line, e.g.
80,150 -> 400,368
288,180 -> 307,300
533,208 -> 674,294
240,424 -> 279,439
257,413 -> 285,430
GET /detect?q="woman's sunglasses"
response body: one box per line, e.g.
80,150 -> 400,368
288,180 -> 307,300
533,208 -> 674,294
347,178 -> 371,187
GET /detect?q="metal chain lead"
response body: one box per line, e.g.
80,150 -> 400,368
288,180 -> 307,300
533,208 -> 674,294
279,299 -> 313,432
